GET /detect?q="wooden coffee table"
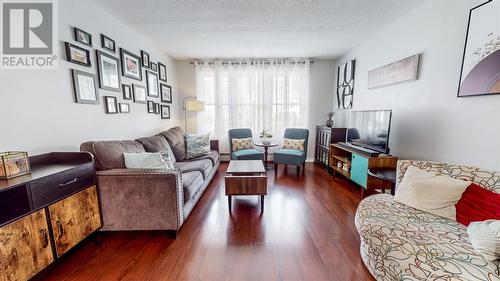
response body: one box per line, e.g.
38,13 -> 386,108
225,160 -> 267,212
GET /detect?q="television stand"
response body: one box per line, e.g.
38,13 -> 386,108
329,143 -> 398,198
337,142 -> 381,157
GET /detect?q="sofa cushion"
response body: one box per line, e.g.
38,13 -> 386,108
123,152 -> 174,170
182,171 -> 203,203
355,194 -> 500,281
175,159 -> 212,179
185,133 -> 211,159
159,127 -> 186,161
283,138 -> 305,151
456,183 -> 500,226
80,140 -> 145,170
136,135 -> 176,165
183,150 -> 219,165
232,137 -> 253,152
232,149 -> 263,160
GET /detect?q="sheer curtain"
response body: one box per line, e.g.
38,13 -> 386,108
195,60 -> 310,153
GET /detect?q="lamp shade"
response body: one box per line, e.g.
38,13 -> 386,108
185,99 -> 205,112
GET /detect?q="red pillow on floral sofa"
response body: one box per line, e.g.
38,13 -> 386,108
455,183 -> 500,226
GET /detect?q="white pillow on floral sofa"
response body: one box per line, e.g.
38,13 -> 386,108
467,220 -> 500,261
394,166 -> 470,220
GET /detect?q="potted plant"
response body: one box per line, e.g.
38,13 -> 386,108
259,129 -> 273,145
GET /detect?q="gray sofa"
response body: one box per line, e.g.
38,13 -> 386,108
80,126 -> 219,236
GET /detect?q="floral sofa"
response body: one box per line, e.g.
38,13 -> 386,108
355,160 -> 500,281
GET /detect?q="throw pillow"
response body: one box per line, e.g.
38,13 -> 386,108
123,152 -> 174,170
232,137 -> 253,152
283,138 -> 305,151
467,220 -> 500,261
394,166 -> 470,220
456,183 -> 500,226
185,133 -> 211,159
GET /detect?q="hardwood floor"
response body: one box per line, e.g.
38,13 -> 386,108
34,163 -> 374,281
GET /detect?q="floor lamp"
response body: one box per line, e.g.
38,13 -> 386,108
184,98 -> 205,133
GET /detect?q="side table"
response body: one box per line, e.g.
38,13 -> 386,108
254,142 -> 278,170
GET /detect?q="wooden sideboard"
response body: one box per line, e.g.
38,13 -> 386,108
314,126 -> 347,171
0,152 -> 101,281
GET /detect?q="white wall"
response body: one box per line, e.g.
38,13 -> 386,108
174,60 -> 337,160
0,0 -> 180,155
336,0 -> 500,171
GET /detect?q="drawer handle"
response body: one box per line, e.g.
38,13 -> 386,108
40,229 -> 49,248
59,178 -> 78,187
56,221 -> 64,238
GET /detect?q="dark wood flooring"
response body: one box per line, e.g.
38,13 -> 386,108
34,163 -> 374,281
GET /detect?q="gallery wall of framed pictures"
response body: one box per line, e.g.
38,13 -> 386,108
65,26 -> 172,119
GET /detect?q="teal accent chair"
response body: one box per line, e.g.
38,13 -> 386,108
274,128 -> 309,175
228,128 -> 264,161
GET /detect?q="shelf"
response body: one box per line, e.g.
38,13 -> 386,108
331,154 -> 350,163
330,166 -> 351,178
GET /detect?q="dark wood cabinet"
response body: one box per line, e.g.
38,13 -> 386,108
314,126 -> 347,171
0,152 -> 101,281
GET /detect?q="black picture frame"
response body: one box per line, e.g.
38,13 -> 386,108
132,84 -> 147,104
104,96 -> 118,114
73,27 -> 92,47
141,50 -> 150,68
158,62 -> 167,82
161,105 -> 170,119
100,34 -> 116,53
150,62 -> 158,72
147,100 -> 155,113
120,48 -> 142,81
160,84 -> 172,103
71,69 -> 99,104
457,0 -> 499,98
154,103 -> 160,114
122,84 -> 132,100
96,50 -> 121,92
65,42 -> 91,67
146,70 -> 159,97
119,103 -> 130,113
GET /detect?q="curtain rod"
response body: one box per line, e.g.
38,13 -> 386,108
188,59 -> 313,65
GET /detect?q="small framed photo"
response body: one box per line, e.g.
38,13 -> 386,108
65,42 -> 91,67
160,84 -> 172,103
158,62 -> 167,82
120,48 -> 142,80
104,96 -> 118,114
133,84 -> 147,103
141,50 -> 150,68
150,62 -> 158,72
154,102 -> 160,114
147,100 -> 155,113
146,70 -> 159,97
73,27 -> 92,47
96,50 -> 121,91
71,69 -> 99,104
122,84 -> 132,100
119,103 -> 130,113
161,105 -> 170,119
100,34 -> 115,53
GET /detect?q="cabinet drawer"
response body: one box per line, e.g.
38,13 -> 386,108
30,163 -> 95,209
351,153 -> 368,188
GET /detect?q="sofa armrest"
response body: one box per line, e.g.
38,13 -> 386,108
95,168 -> 184,231
210,139 -> 219,152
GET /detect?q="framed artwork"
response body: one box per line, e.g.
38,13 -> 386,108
150,62 -> 158,72
120,48 -> 142,80
122,84 -> 132,100
141,50 -> 150,68
101,34 -> 115,53
96,50 -> 121,91
458,0 -> 500,97
119,103 -> 130,113
161,105 -> 170,119
158,62 -> 167,82
367,54 -> 420,89
336,59 -> 355,109
133,84 -> 147,103
147,100 -> 155,113
104,96 -> 118,114
160,84 -> 172,103
74,27 -> 92,47
65,42 -> 91,67
71,69 -> 99,104
154,102 -> 160,114
146,70 -> 159,97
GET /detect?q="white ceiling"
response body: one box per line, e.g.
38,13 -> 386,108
95,0 -> 426,59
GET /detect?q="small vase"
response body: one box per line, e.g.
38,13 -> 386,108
261,138 -> 271,145
326,118 -> 334,127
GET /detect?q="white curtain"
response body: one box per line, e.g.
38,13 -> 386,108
195,60 -> 310,153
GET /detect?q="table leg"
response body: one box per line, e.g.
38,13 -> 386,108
260,195 -> 264,212
228,195 -> 232,212
263,147 -> 269,169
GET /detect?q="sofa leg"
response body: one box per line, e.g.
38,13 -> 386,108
165,230 -> 177,239
296,165 -> 300,175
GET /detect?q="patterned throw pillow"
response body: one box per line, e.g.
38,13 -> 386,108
283,138 -> 305,151
232,138 -> 253,152
185,133 -> 211,159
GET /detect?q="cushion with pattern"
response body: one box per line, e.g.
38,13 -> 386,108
232,138 -> 253,152
283,138 -> 305,151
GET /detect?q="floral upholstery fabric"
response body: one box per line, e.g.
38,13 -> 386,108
282,138 -> 305,151
355,160 -> 500,281
231,137 -> 253,152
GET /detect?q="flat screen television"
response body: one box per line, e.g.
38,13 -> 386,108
346,110 -> 392,154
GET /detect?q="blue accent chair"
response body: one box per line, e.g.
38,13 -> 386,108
228,128 -> 264,161
274,128 -> 309,175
